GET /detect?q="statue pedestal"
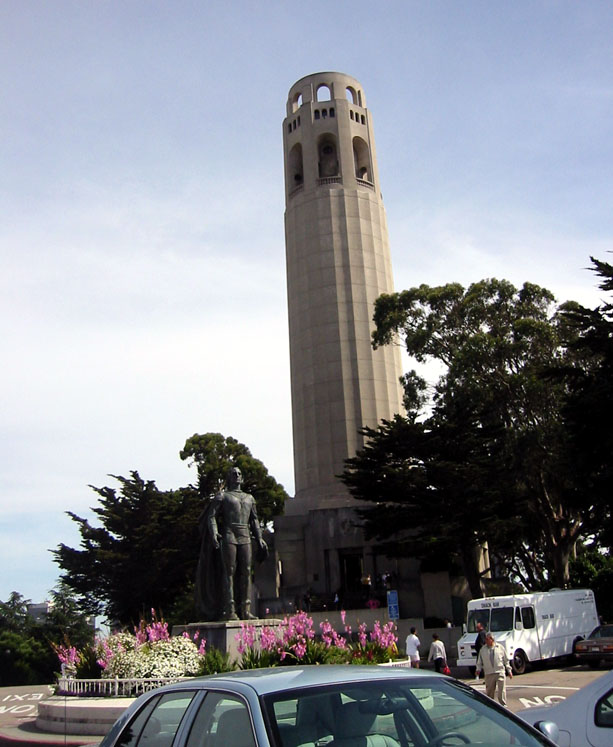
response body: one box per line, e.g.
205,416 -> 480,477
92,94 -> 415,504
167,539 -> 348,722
173,619 -> 283,662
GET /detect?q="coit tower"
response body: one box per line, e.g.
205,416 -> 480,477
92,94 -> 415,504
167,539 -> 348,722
283,71 -> 404,514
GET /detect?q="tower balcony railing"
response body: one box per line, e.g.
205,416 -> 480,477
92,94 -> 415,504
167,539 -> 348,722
318,176 -> 342,186
356,178 -> 375,191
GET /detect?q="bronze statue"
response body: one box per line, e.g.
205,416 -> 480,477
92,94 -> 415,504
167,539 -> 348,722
195,466 -> 267,621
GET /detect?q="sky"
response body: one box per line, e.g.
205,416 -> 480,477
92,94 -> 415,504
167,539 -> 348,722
1,1 -> 612,606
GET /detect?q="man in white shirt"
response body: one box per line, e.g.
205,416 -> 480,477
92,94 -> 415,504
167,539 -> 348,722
405,626 -> 421,667
475,632 -> 513,706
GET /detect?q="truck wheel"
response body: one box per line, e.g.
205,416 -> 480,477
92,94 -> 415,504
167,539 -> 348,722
512,650 -> 528,675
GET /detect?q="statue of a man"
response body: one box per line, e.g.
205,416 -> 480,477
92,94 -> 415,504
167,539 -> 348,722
195,466 -> 267,621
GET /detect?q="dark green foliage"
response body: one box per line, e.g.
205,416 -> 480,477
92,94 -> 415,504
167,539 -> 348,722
0,630 -> 56,686
199,647 -> 234,675
559,258 -> 613,550
44,584 -> 96,651
0,591 -> 31,633
180,432 -> 287,522
342,408 -> 517,598
54,474 -> 201,624
0,590 -> 95,685
347,277 -> 602,590
570,547 -> 613,623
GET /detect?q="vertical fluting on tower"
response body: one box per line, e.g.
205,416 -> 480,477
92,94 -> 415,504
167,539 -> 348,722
283,72 -> 404,510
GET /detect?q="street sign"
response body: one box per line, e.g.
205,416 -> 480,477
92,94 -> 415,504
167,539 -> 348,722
387,590 -> 399,620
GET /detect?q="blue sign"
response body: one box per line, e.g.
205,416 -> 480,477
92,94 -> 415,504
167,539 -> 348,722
387,590 -> 399,620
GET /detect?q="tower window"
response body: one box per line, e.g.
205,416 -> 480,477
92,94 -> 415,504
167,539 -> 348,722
330,108 -> 335,117
318,136 -> 339,178
297,116 -> 301,126
289,142 -> 304,191
361,115 -> 365,125
314,110 -> 320,120
288,123 -> 292,134
353,136 -> 371,182
346,86 -> 358,105
350,111 -> 354,120
291,93 -> 303,112
322,109 -> 327,118
317,84 -> 332,101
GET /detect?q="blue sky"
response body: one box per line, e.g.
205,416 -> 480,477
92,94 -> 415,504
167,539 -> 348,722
1,1 -> 612,607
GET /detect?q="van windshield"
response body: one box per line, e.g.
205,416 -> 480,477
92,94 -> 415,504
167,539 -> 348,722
467,607 -> 514,633
490,607 -> 514,632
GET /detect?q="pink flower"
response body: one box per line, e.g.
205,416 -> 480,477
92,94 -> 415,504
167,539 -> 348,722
358,622 -> 368,647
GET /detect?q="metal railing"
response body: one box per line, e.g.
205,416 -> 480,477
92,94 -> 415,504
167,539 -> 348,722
57,676 -> 192,697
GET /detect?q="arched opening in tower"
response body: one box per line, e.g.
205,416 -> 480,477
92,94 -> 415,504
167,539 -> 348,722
353,136 -> 371,182
318,135 -> 339,178
317,84 -> 332,101
288,143 -> 304,187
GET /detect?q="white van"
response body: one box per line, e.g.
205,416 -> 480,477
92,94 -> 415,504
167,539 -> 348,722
456,589 -> 598,674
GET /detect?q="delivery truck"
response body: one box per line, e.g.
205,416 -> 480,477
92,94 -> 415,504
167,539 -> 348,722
456,588 -> 598,674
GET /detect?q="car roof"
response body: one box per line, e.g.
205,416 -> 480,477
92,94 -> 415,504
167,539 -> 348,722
163,665 -> 445,697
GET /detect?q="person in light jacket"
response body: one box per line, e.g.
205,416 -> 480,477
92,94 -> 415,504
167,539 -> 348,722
475,632 -> 513,706
427,633 -> 447,673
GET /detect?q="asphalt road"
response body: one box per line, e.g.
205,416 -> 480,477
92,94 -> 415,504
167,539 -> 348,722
0,685 -> 54,728
455,661 -> 610,713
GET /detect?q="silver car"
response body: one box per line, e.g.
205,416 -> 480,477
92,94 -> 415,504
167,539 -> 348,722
100,665 -> 557,747
517,670 -> 613,746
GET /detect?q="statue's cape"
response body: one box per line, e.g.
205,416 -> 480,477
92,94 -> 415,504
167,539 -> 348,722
194,498 -> 225,621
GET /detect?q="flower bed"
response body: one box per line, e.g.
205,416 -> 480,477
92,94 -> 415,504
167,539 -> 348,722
56,609 -> 399,693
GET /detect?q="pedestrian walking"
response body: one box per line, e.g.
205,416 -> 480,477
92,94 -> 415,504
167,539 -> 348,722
427,633 -> 448,673
475,633 -> 513,706
405,626 -> 421,668
474,621 -> 487,657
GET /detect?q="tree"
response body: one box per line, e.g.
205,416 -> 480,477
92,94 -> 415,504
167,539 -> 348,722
0,591 -> 31,633
346,278 -> 599,588
342,405 -> 520,598
559,257 -> 613,549
54,433 -> 288,625
0,589 -> 89,685
43,584 -> 96,651
54,473 -> 204,624
179,432 -> 287,522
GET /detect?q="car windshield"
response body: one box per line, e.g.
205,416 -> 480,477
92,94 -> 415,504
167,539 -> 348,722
263,678 -> 551,746
590,625 -> 613,638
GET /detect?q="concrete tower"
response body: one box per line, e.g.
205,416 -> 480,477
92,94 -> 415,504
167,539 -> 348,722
274,72 -> 407,601
283,72 -> 404,509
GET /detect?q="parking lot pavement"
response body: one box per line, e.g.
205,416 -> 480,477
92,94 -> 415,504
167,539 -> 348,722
455,662 -> 609,712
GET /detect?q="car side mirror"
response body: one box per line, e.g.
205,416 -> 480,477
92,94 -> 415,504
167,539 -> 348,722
535,720 -> 559,743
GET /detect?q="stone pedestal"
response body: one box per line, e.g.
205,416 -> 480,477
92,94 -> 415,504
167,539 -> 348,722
173,619 -> 283,662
